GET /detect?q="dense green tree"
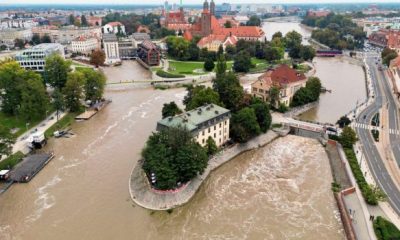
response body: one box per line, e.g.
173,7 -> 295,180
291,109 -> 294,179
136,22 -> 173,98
0,62 -> 26,115
41,35 -> 52,43
250,99 -> 272,133
204,58 -> 215,72
269,86 -> 280,107
246,15 -> 261,26
291,87 -> 313,107
142,127 -> 208,190
81,15 -> 88,26
44,54 -> 71,90
299,45 -> 316,61
265,46 -> 282,62
0,125 -> 14,160
31,34 -> 41,45
233,51 -> 252,73
205,137 -> 218,156
186,87 -> 222,111
272,31 -> 283,40
213,72 -> 244,111
217,44 -> 224,57
337,116 -> 351,128
230,107 -> 261,143
81,68 -> 106,102
52,88 -> 65,121
225,45 -> 236,60
162,101 -> 182,118
14,38 -> 25,49
166,36 -> 190,60
306,77 -> 322,101
215,55 -> 227,78
288,44 -> 301,59
63,72 -> 84,112
382,47 -> 398,66
340,126 -> 358,148
19,73 -> 49,121
188,43 -> 200,61
284,31 -> 302,50
224,20 -> 232,28
68,14 -> 75,25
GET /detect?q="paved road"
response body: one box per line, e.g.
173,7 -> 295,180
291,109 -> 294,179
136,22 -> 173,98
356,53 -> 400,216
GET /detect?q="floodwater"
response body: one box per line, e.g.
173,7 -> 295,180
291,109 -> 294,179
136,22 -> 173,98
298,57 -> 367,124
262,17 -> 311,44
0,62 -> 344,239
263,18 -> 367,124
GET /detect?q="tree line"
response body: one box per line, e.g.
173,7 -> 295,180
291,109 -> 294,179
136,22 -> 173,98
302,13 -> 366,50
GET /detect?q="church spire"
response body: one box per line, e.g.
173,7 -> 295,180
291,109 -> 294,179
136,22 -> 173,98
210,0 -> 215,16
203,0 -> 209,12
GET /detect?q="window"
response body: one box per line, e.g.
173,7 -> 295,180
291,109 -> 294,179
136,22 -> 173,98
214,133 -> 216,138
202,130 -> 205,136
208,128 -> 210,133
214,126 -> 216,130
202,139 -> 205,144
219,123 -> 222,128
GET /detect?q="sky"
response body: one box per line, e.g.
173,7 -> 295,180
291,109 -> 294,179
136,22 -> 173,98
1,0 -> 400,5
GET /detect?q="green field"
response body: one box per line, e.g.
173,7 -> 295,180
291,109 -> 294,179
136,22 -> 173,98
167,60 -> 233,75
250,58 -> 270,72
0,112 -> 44,138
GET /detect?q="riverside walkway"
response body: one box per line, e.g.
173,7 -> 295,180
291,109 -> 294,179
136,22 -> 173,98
129,131 -> 279,211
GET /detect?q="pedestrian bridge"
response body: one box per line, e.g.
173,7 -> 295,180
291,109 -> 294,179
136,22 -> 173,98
283,118 -> 330,141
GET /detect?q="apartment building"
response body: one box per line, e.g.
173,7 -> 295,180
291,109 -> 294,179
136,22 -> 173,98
71,36 -> 99,55
157,104 -> 231,147
15,43 -> 65,72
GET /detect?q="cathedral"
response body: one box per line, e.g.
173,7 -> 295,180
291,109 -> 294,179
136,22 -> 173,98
162,0 -> 265,41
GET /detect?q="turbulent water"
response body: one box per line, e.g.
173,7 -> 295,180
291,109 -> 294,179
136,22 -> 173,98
0,62 -> 344,239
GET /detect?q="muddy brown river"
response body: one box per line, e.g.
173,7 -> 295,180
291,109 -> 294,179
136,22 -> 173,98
0,62 -> 345,239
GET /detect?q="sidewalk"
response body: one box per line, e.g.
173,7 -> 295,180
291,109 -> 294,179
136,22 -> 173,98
11,111 -> 66,155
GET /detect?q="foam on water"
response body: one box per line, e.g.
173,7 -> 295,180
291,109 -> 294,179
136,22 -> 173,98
25,175 -> 62,223
150,135 -> 344,240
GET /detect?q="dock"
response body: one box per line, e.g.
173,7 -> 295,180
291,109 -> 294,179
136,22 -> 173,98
9,153 -> 55,183
75,100 -> 111,120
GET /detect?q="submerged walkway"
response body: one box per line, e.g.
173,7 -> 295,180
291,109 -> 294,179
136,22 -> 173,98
129,131 -> 279,211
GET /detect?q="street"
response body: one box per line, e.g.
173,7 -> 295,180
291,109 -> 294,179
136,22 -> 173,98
356,52 -> 400,216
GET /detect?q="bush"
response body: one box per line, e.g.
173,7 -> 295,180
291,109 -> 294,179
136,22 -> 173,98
374,216 -> 400,240
156,70 -> 185,78
0,151 -> 24,170
343,147 -> 379,205
204,58 -> 215,72
372,129 -> 379,142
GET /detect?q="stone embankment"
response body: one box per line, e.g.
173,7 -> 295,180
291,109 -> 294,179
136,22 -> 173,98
129,131 -> 279,210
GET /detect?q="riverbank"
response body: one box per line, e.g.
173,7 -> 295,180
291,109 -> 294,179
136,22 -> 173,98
129,131 -> 279,211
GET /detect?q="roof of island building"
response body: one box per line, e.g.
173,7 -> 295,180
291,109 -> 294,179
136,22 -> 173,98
157,104 -> 230,132
257,64 -> 306,88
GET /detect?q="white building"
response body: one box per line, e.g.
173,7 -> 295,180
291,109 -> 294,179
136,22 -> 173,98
0,19 -> 38,30
102,22 -> 126,35
157,104 -> 231,147
32,26 -> 102,44
102,34 -> 121,65
15,43 -> 65,72
0,28 -> 33,48
71,36 -> 99,55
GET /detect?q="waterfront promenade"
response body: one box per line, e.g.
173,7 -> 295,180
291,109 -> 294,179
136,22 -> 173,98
129,131 -> 279,210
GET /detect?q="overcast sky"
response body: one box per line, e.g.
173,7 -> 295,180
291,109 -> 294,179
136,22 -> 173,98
1,0 -> 400,5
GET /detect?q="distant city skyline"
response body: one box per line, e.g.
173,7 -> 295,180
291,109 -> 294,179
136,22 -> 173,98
2,0 -> 400,5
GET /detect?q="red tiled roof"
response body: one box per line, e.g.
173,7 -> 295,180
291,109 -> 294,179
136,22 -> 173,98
183,31 -> 193,41
107,22 -> 123,27
387,30 -> 400,49
197,34 -> 227,48
214,25 -> 265,38
390,55 -> 400,69
259,64 -> 306,86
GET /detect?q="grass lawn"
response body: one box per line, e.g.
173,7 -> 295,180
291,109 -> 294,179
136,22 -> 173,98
44,112 -> 79,138
250,58 -> 270,72
0,112 -> 43,138
295,64 -> 312,73
167,60 -> 234,75
0,151 -> 24,170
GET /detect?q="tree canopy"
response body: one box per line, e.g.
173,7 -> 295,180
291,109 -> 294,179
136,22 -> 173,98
230,107 -> 261,143
44,54 -> 71,90
162,101 -> 182,118
142,127 -> 208,190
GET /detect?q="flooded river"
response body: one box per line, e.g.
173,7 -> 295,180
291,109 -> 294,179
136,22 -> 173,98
0,58 -> 344,239
262,18 -> 367,124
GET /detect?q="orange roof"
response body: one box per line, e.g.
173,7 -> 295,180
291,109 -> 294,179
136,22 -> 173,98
215,26 -> 265,38
387,30 -> 400,49
107,22 -> 123,27
183,31 -> 193,41
197,34 -> 238,48
258,64 -> 306,87
390,55 -> 400,69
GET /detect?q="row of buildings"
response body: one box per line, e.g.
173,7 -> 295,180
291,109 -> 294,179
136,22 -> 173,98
369,29 -> 400,53
162,0 -> 266,52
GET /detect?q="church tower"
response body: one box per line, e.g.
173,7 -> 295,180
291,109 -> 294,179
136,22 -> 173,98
210,0 -> 215,16
201,0 -> 212,36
